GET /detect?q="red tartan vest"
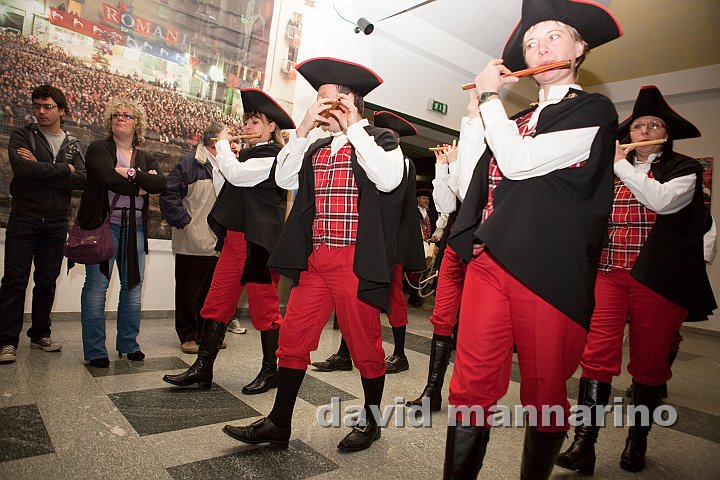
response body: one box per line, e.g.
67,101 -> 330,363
311,143 -> 358,247
599,171 -> 657,271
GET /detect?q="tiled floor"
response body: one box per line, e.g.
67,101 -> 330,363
1,302 -> 719,479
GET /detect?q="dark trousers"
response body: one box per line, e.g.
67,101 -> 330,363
0,213 -> 67,348
174,253 -> 218,343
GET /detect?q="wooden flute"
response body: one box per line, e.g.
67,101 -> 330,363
619,138 -> 667,149
211,133 -> 262,141
319,99 -> 342,118
461,60 -> 572,91
428,146 -> 449,152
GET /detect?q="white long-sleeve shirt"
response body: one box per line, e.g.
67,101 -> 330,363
613,154 -> 696,215
214,139 -> 275,187
433,163 -> 461,213
275,119 -> 404,192
479,84 -> 600,180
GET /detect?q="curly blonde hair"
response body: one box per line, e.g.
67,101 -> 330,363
103,97 -> 148,146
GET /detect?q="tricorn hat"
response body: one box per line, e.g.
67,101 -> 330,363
502,0 -> 622,72
240,88 -> 295,130
617,85 -> 700,141
373,110 -> 418,137
295,57 -> 383,97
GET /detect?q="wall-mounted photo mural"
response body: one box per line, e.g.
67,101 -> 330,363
0,0 -> 277,239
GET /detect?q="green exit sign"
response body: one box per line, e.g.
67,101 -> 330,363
428,98 -> 448,115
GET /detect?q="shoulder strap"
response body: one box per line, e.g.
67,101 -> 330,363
108,193 -> 121,215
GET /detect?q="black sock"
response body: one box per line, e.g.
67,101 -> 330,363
336,337 -> 350,359
432,333 -> 453,344
392,326 -> 407,357
361,375 -> 385,426
268,367 -> 305,429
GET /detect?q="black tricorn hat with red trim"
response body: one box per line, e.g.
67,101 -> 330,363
295,57 -> 383,97
373,110 -> 418,137
502,0 -> 622,72
618,85 -> 700,141
240,88 -> 295,130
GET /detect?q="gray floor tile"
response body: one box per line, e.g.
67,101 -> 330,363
166,439 -> 338,480
0,404 -> 54,462
85,356 -> 191,377
299,374 -> 357,407
109,384 -> 261,435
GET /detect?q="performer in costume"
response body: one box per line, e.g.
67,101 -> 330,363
443,1 -> 621,478
163,88 -> 295,394
222,57 -> 408,453
556,85 -> 716,475
311,110 -> 425,375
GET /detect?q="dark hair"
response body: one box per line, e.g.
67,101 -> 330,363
202,121 -> 225,147
32,84 -> 68,112
336,84 -> 364,115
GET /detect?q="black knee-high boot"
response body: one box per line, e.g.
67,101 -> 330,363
521,427 -> 566,480
556,377 -> 612,475
163,319 -> 226,389
406,334 -> 453,411
620,380 -> 665,472
443,425 -> 491,479
242,328 -> 279,394
223,367 -> 305,450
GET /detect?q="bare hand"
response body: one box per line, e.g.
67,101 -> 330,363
68,164 -> 76,173
17,148 -> 37,161
335,93 -> 360,132
474,59 -> 518,93
466,90 -> 480,118
148,169 -> 157,175
446,140 -> 458,163
217,127 -> 232,142
115,166 -> 130,178
296,96 -> 335,137
614,140 -> 632,164
434,147 -> 448,165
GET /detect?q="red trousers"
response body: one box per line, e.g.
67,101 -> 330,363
449,253 -> 586,432
200,230 -> 282,331
580,269 -> 688,385
276,244 -> 386,378
430,246 -> 466,337
387,264 -> 408,327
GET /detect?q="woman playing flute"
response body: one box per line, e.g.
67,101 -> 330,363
443,0 -> 622,478
556,85 -> 716,475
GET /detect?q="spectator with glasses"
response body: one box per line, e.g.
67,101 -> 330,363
75,98 -> 166,368
0,84 -> 86,365
556,85 -> 716,474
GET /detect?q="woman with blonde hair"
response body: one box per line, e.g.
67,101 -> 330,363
77,98 -> 166,368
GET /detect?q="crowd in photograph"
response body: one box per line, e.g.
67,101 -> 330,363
0,33 -> 242,147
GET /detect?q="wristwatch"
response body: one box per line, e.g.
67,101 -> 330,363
127,168 -> 136,180
478,91 -> 499,105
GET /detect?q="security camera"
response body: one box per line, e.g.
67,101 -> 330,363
354,17 -> 374,35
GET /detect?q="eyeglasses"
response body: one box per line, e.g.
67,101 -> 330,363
32,103 -> 58,111
111,113 -> 135,120
630,122 -> 665,131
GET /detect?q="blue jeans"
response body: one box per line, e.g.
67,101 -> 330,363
81,223 -> 145,361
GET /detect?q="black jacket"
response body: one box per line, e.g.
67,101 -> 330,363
269,126 -> 408,310
8,123 -> 86,221
450,90 -> 617,330
76,138 -> 167,287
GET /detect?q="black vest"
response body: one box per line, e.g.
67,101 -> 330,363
208,142 -> 285,283
632,152 -> 716,318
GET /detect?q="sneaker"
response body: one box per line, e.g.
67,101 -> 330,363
227,318 -> 247,334
0,345 -> 17,364
31,337 -> 63,352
